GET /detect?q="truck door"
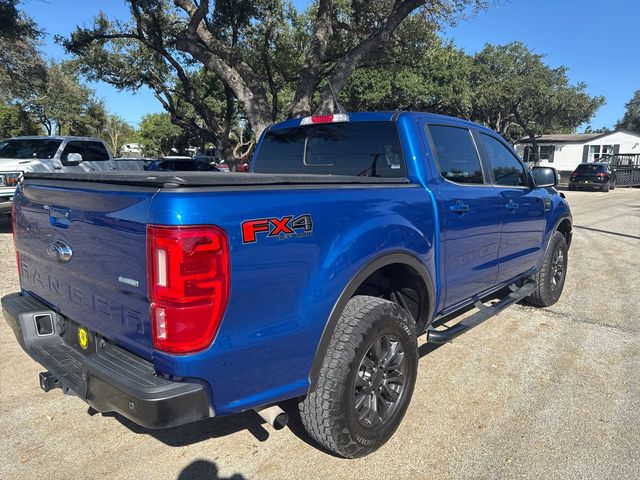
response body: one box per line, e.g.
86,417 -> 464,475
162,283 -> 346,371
475,132 -> 547,283
424,124 -> 502,309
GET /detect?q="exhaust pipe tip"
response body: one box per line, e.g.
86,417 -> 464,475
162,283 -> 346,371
254,405 -> 288,430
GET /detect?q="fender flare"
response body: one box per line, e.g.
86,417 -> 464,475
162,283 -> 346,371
536,213 -> 572,271
307,252 -> 435,392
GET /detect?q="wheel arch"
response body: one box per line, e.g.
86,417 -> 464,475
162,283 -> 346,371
307,252 -> 435,392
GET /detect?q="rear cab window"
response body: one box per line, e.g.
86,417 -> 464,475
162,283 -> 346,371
576,164 -> 607,172
253,121 -> 406,177
85,141 -> 110,161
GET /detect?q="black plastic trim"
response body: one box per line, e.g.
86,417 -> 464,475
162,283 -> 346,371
1,292 -> 211,429
307,252 -> 435,392
24,171 -> 411,188
536,213 -> 572,271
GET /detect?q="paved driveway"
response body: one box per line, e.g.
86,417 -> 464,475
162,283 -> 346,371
1,189 -> 638,480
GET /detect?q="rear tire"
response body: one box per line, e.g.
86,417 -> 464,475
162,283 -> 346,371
526,231 -> 568,307
603,182 -> 610,192
299,295 -> 418,458
568,184 -> 576,191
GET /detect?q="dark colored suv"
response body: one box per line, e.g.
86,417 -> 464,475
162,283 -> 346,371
569,162 -> 616,192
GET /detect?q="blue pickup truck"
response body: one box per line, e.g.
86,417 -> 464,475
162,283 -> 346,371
2,112 -> 571,458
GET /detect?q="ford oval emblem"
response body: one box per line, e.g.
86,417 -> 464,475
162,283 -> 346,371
47,241 -> 73,263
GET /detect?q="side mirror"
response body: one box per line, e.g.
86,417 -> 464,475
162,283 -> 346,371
63,153 -> 83,166
532,166 -> 557,187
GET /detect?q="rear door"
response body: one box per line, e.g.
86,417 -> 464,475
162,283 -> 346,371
60,141 -> 116,172
476,132 -> 547,283
424,124 -> 502,309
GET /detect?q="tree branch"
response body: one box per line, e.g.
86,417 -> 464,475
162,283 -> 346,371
290,0 -> 333,117
315,0 -> 427,114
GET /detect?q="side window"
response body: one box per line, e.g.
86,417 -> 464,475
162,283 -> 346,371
427,125 -> 484,184
61,141 -> 87,161
85,141 -> 110,161
479,133 -> 528,187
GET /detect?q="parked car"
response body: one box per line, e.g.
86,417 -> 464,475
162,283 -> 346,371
3,112 -> 572,458
112,157 -> 155,172
0,136 -> 118,214
568,162 -> 616,192
193,155 -> 231,172
145,157 -> 221,172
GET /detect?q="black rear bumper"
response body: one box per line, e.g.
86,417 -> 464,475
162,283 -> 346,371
1,292 -> 212,429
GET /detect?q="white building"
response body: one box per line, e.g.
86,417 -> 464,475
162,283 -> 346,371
514,129 -> 640,173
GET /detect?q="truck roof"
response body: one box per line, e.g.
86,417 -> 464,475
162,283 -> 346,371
269,111 -> 491,133
3,135 -> 106,142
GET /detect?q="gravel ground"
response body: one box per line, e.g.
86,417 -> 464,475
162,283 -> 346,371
1,189 -> 639,480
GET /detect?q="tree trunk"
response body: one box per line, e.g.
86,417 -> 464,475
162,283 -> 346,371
290,0 -> 333,117
315,0 -> 427,113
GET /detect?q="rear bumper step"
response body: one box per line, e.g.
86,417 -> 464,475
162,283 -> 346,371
427,282 -> 535,343
1,292 -> 212,429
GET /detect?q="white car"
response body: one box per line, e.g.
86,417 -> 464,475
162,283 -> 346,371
0,136 -> 118,214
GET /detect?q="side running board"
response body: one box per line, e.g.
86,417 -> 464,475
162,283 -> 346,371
427,282 -> 536,344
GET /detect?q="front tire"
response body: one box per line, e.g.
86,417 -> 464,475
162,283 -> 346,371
526,231 -> 568,307
299,295 -> 418,458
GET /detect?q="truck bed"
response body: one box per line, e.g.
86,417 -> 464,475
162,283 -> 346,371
24,171 -> 411,188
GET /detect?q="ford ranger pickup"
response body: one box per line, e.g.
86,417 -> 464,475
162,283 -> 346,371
2,112 -> 572,458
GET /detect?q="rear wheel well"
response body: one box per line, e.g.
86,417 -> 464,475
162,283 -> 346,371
353,263 -> 430,334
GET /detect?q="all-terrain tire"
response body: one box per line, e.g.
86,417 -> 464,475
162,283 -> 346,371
526,231 -> 568,307
299,295 -> 418,458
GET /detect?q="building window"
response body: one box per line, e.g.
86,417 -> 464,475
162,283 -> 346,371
588,144 -> 615,162
538,145 -> 555,162
523,144 -> 555,163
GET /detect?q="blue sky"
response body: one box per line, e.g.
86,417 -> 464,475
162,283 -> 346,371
24,0 -> 638,131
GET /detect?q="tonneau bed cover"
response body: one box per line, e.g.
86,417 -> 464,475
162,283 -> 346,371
24,171 -> 411,188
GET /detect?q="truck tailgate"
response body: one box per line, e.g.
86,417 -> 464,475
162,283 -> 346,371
15,182 -> 156,360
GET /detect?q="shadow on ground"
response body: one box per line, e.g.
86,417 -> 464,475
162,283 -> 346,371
109,410 -> 270,446
177,459 -> 247,480
0,215 -> 12,234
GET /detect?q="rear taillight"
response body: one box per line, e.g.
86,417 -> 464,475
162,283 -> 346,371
147,225 -> 230,354
596,172 -> 607,177
11,201 -> 20,276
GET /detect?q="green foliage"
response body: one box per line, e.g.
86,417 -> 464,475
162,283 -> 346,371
469,42 -> 605,143
27,61 -> 108,136
136,112 -> 187,156
616,90 -> 640,133
0,102 -> 40,138
103,114 -> 137,155
584,125 -> 611,134
0,0 -> 48,102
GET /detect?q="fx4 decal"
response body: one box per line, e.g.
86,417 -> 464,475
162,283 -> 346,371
242,214 -> 313,244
